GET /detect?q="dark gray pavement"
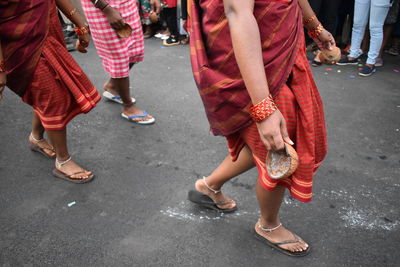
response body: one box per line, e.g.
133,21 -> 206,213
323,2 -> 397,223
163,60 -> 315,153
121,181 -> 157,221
1,38 -> 399,267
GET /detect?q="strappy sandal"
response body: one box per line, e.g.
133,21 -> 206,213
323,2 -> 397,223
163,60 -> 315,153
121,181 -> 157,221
52,157 -> 95,184
254,220 -> 310,257
188,177 -> 237,213
29,133 -> 56,158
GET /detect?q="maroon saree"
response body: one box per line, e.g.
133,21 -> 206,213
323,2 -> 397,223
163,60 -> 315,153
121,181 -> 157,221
0,0 -> 49,97
188,0 -> 302,136
188,0 -> 328,202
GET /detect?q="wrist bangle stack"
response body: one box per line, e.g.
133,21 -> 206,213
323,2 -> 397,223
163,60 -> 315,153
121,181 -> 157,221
0,60 -> 6,73
308,23 -> 323,39
249,94 -> 278,123
74,25 -> 89,36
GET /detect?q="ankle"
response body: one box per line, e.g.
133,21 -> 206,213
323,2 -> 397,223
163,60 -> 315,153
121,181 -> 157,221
30,132 -> 43,141
56,154 -> 70,162
203,177 -> 222,192
259,217 -> 281,228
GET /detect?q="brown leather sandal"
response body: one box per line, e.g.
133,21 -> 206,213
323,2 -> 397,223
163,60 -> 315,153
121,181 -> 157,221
254,220 -> 310,257
29,133 -> 56,158
52,157 -> 94,184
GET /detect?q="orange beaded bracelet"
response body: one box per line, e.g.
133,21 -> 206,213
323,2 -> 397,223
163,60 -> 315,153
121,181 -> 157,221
74,25 -> 89,36
308,23 -> 323,39
249,94 -> 278,123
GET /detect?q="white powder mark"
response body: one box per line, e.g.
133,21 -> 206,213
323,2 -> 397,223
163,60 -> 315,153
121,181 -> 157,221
340,208 -> 399,231
160,201 -> 257,221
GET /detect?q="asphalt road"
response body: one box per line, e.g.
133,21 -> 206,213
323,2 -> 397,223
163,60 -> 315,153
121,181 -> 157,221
0,38 -> 399,267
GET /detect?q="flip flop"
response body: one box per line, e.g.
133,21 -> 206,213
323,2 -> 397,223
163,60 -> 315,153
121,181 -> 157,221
254,224 -> 310,257
311,60 -> 322,67
103,91 -> 136,105
121,111 -> 155,125
188,190 -> 237,213
52,169 -> 95,184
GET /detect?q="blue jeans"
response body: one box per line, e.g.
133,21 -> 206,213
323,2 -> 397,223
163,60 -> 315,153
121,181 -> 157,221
349,0 -> 392,64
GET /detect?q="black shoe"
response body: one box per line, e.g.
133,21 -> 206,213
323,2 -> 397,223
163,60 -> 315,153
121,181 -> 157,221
163,35 -> 180,47
358,65 -> 376,77
336,56 -> 359,65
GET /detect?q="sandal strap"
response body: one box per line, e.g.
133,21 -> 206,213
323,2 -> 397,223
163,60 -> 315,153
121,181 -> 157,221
30,133 -> 44,143
202,176 -> 221,194
56,156 -> 72,169
274,239 -> 301,246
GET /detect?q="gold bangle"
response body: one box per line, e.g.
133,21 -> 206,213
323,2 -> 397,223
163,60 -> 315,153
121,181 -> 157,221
303,14 -> 316,25
68,8 -> 78,17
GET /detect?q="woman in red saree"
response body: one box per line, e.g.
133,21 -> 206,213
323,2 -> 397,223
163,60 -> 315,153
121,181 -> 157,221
187,0 -> 334,256
0,0 -> 101,183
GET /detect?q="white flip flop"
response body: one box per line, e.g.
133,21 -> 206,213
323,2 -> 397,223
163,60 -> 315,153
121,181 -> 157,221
103,91 -> 136,105
121,111 -> 155,125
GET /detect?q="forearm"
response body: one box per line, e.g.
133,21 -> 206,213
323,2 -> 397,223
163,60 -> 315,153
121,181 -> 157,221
298,0 -> 321,30
223,0 -> 269,105
55,0 -> 86,27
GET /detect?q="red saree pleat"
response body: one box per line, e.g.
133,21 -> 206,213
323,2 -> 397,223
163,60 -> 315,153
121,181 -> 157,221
227,38 -> 327,203
1,0 -> 100,130
189,0 -> 328,202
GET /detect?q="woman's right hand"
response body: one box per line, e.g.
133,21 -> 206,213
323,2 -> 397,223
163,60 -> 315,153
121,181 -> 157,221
256,109 -> 294,151
0,72 -> 6,100
103,5 -> 125,30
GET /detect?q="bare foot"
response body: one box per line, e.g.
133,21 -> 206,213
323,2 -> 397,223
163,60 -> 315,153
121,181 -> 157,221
56,158 -> 92,180
29,133 -> 56,158
123,103 -> 154,123
255,220 -> 309,253
103,80 -> 119,96
194,178 -> 236,210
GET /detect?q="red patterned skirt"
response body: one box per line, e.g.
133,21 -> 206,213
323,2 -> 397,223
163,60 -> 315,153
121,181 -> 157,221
227,42 -> 327,203
22,5 -> 100,130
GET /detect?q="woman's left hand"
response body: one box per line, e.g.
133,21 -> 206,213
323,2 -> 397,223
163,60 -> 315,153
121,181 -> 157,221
314,28 -> 335,51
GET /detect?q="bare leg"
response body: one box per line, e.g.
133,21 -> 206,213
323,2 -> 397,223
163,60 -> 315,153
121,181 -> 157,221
255,180 -> 309,252
379,24 -> 394,59
31,112 -> 45,139
110,77 -> 153,122
195,145 -> 255,209
46,129 -> 92,179
29,112 -> 55,157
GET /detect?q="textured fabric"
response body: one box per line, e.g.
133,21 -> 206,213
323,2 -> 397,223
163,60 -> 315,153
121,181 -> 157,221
81,0 -> 144,78
22,0 -> 100,130
0,0 -> 49,97
137,0 -> 151,25
188,0 -> 302,136
227,39 -> 327,203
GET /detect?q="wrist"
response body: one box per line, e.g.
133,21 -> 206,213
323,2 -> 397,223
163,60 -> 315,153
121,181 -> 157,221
308,23 -> 323,39
74,25 -> 89,36
249,94 -> 278,123
102,5 -> 113,15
